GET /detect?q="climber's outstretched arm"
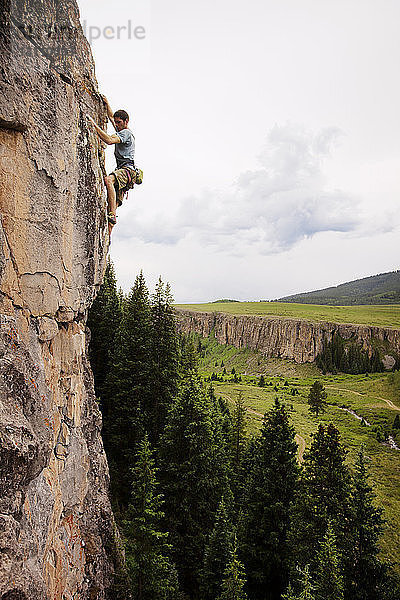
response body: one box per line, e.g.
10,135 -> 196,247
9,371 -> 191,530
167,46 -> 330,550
102,96 -> 117,131
87,115 -> 120,145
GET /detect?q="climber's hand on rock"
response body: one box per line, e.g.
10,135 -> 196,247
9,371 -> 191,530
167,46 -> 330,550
102,96 -> 115,124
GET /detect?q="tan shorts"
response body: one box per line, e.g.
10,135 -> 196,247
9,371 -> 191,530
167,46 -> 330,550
110,167 -> 134,206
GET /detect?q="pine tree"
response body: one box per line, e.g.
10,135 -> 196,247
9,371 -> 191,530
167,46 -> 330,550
308,381 -> 327,416
229,392 -> 247,503
87,258 -> 122,411
158,370 -> 228,596
209,386 -> 233,446
316,333 -> 384,375
289,423 -> 352,575
106,271 -> 153,508
149,278 -> 179,443
179,333 -> 198,373
314,521 -> 344,600
296,565 -> 315,600
283,565 -> 315,600
231,392 -> 247,471
201,497 -> 235,600
282,584 -> 297,600
218,535 -> 248,600
235,434 -> 259,514
240,399 -> 299,600
346,448 -> 386,600
123,435 -> 181,600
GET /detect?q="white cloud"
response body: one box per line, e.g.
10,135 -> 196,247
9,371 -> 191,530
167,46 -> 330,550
91,0 -> 400,302
116,125 -> 365,255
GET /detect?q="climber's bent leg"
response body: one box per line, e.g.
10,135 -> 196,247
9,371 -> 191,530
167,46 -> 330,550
105,169 -> 130,235
105,174 -> 117,216
105,174 -> 117,236
111,168 -> 131,207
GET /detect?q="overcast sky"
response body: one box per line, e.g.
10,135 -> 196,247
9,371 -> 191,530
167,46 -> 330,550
78,0 -> 400,302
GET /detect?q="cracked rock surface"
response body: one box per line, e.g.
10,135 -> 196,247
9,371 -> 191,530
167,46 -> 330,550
176,310 -> 400,365
0,1 -> 117,598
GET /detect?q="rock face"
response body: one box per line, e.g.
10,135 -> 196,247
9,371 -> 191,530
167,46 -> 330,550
0,2 -> 116,599
176,310 -> 400,365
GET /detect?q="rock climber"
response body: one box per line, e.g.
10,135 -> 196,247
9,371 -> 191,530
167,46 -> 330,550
87,96 -> 136,236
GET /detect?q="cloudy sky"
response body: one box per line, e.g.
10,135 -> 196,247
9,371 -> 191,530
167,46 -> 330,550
78,0 -> 400,302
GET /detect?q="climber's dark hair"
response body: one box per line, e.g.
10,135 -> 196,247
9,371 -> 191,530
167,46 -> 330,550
113,109 -> 129,122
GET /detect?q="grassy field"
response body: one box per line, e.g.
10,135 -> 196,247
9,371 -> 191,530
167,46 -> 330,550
192,333 -> 400,570
175,301 -> 400,328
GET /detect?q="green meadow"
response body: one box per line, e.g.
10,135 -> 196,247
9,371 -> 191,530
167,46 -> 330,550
175,301 -> 400,328
192,333 -> 400,571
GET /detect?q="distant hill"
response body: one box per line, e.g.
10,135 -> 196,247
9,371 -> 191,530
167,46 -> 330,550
278,270 -> 400,305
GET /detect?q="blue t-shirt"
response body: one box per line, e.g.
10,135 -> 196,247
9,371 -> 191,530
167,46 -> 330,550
115,128 -> 135,168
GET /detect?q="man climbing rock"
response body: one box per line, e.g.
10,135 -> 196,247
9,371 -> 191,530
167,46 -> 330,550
87,96 -> 136,235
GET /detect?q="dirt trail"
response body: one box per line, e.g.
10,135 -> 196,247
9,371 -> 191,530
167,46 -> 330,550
375,396 -> 400,411
295,434 -> 306,463
221,394 -> 306,463
327,387 -> 365,397
326,387 -> 400,411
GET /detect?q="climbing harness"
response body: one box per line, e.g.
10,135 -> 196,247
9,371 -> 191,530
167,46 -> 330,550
117,165 -> 143,205
122,165 -> 143,190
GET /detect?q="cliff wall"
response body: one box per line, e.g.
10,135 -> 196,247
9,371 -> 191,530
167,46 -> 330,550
176,310 -> 400,367
0,2 -> 116,599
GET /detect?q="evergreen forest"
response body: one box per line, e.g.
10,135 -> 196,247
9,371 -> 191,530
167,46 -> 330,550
88,261 -> 400,600
278,270 -> 400,305
315,333 -> 387,375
